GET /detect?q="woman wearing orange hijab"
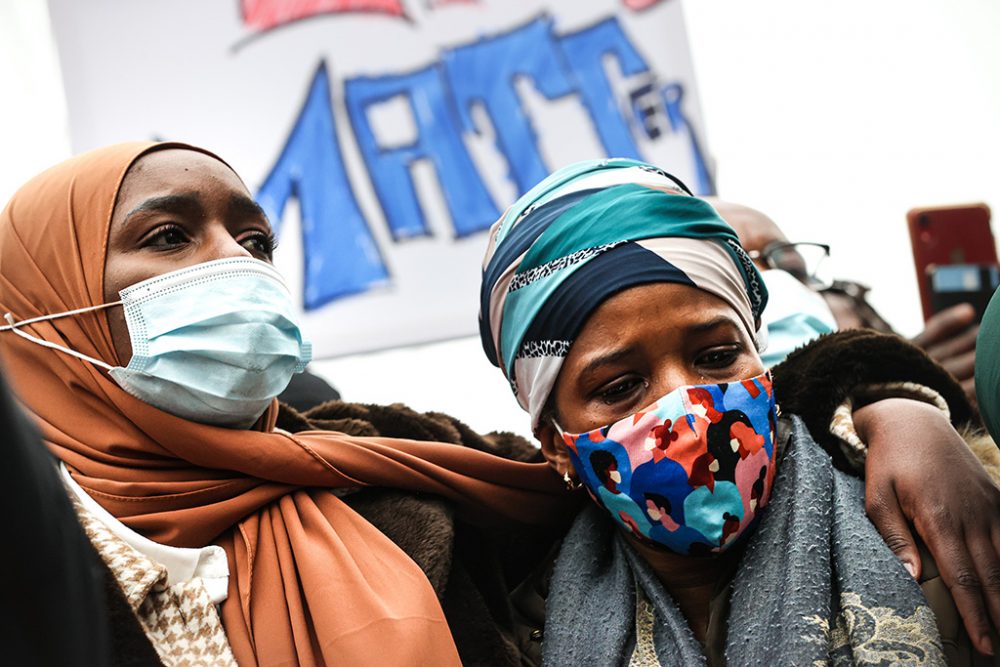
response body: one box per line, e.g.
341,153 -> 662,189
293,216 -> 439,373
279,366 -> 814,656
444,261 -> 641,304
0,142 -> 576,666
2,142 -> 999,665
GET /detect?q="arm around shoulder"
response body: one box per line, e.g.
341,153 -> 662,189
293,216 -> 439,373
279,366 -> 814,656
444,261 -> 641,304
772,329 -> 978,469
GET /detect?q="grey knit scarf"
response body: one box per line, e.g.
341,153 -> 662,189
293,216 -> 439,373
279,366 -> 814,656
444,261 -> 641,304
543,417 -> 944,666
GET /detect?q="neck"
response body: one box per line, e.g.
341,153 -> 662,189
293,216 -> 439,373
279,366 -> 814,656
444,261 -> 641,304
625,533 -> 741,643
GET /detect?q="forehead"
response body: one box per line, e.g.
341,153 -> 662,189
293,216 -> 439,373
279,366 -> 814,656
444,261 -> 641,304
114,149 -> 247,211
745,216 -> 786,253
568,282 -> 743,357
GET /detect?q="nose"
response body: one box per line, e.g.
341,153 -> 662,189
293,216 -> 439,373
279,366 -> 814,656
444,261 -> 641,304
200,222 -> 253,262
651,364 -> 704,397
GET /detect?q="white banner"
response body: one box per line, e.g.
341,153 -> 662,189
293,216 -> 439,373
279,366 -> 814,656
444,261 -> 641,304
49,0 -> 710,358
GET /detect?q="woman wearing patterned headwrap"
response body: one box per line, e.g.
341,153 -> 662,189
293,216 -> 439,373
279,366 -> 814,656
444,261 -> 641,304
481,159 -> 1000,665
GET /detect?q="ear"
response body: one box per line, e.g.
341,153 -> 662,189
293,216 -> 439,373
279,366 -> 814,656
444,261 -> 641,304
535,420 -> 577,479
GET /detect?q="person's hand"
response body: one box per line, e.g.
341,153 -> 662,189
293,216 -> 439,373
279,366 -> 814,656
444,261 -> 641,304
911,303 -> 979,401
856,397 -> 1000,656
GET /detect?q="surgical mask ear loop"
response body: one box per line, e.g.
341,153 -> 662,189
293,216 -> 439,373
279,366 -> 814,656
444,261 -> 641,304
0,301 -> 120,371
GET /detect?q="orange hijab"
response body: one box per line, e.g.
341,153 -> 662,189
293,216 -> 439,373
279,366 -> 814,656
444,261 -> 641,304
0,142 -> 570,666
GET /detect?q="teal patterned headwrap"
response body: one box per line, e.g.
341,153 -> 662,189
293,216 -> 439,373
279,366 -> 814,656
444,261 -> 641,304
479,159 -> 768,428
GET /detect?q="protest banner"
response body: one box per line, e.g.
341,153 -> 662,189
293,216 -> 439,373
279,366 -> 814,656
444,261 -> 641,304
49,0 -> 710,357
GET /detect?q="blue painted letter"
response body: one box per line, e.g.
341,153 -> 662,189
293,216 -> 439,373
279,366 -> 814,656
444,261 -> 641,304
346,66 -> 499,238
559,18 -> 649,159
257,62 -> 389,310
443,17 -> 576,197
662,82 -> 714,195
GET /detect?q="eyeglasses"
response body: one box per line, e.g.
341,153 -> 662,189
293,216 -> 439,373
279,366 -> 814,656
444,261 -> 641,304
749,241 -> 832,288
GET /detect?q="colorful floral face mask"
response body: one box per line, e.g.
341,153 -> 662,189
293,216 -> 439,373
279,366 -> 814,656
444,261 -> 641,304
557,372 -> 778,556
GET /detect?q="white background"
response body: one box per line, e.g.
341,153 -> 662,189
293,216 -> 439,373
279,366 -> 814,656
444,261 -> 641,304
3,0 -> 999,439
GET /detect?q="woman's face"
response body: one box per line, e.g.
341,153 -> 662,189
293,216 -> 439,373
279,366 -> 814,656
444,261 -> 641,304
539,282 -> 764,475
103,149 -> 275,365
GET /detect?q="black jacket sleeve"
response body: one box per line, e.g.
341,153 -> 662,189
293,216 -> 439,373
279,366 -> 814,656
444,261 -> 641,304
0,373 -> 112,665
771,329 -> 977,469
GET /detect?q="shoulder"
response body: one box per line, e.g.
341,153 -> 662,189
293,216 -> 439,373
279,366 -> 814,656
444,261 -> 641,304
773,329 -> 973,427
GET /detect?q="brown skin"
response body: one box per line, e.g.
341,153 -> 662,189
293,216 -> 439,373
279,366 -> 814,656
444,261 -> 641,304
911,303 -> 979,399
102,149 -> 275,366
536,281 -> 1000,653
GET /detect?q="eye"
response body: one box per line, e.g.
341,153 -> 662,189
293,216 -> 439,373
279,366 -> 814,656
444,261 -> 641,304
597,376 -> 648,406
239,230 -> 277,259
142,223 -> 189,249
695,345 -> 742,369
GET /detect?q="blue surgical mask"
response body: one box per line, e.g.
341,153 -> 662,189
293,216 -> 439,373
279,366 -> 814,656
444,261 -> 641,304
2,258 -> 312,428
759,269 -> 836,367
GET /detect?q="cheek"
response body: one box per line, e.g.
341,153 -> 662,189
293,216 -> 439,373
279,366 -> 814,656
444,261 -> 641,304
103,250 -> 139,304
559,402 -> 653,438
102,255 -> 137,366
555,399 -> 618,435
744,353 -> 766,378
105,306 -> 132,366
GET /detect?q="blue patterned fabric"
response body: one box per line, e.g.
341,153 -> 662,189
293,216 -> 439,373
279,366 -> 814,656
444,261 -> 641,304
559,373 -> 777,555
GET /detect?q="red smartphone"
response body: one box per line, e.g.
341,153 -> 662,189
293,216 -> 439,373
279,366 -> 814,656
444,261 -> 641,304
906,203 -> 998,321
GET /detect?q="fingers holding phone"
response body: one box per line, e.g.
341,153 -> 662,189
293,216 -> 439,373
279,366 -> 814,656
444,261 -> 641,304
912,303 -> 979,399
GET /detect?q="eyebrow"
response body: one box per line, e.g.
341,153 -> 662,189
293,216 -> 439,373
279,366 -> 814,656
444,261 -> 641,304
122,193 -> 203,227
578,346 -> 637,383
690,315 -> 742,335
575,315 -> 744,380
226,193 -> 269,224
